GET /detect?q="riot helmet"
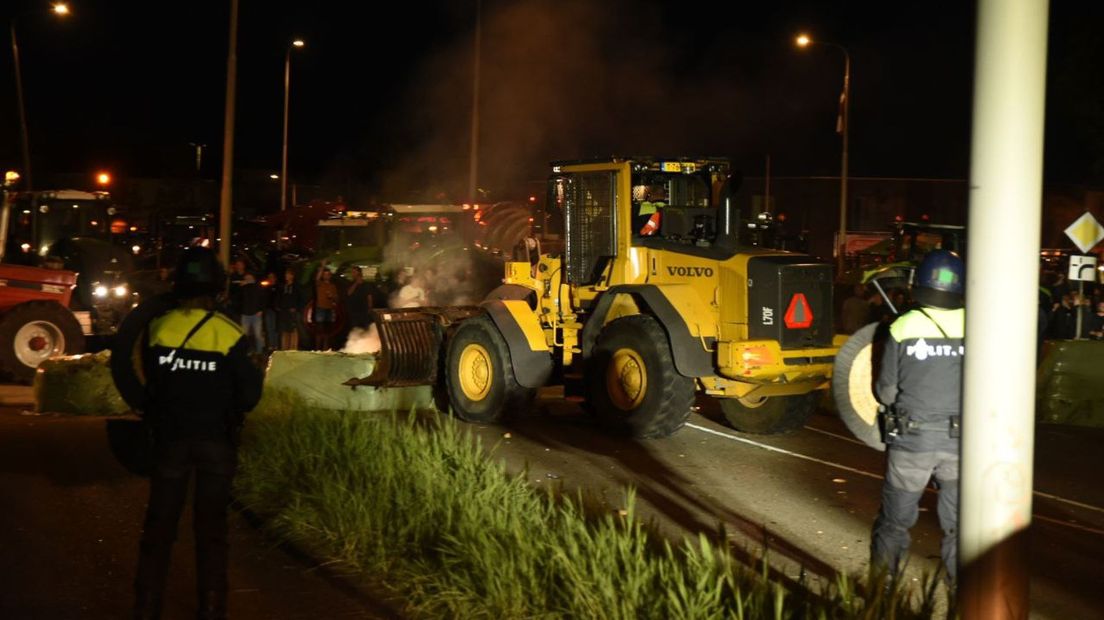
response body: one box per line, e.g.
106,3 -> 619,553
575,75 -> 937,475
173,246 -> 226,298
913,249 -> 964,309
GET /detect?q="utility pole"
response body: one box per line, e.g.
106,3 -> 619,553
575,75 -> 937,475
838,51 -> 850,276
466,0 -> 481,202
959,1 -> 1049,617
218,0 -> 239,268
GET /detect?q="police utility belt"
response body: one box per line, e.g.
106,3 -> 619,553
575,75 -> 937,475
883,405 -> 960,444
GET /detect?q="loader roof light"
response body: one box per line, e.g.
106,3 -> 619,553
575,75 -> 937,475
784,293 -> 813,329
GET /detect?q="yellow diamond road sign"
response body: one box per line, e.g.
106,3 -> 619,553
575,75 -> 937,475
1064,211 -> 1104,254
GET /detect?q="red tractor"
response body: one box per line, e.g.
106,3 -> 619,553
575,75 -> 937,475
0,263 -> 84,382
0,177 -> 90,382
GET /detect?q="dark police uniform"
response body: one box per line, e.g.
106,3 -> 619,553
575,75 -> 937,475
134,306 -> 262,618
871,305 -> 964,584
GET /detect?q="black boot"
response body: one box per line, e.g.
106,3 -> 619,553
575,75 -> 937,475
197,589 -> 227,620
133,588 -> 163,620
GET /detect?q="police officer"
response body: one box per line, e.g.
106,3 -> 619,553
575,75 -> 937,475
129,247 -> 263,619
871,249 -> 965,587
632,182 -> 667,236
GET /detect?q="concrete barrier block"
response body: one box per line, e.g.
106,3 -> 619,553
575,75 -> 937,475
33,350 -> 130,415
263,350 -> 437,412
1036,340 -> 1104,428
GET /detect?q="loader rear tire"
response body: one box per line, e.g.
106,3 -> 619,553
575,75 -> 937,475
445,315 -> 533,424
587,315 -> 694,438
0,301 -> 85,384
718,392 -> 819,435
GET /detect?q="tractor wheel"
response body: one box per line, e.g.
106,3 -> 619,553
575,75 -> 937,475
587,315 -> 695,438
0,301 -> 85,383
445,315 -> 533,423
719,392 -> 819,435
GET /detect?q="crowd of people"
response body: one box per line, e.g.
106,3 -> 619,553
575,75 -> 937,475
220,257 -> 383,354
1039,271 -> 1104,340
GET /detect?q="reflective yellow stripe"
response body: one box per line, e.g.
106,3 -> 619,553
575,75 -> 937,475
890,308 -> 965,341
501,300 -> 548,352
149,309 -> 244,355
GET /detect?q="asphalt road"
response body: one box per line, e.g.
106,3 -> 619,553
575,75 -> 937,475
464,389 -> 1104,620
0,398 -> 401,620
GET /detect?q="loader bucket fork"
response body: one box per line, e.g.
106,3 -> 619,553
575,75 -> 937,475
344,306 -> 483,388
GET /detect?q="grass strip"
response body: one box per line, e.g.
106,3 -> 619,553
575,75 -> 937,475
236,389 -> 940,619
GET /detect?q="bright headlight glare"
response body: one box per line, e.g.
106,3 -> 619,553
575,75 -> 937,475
113,285 -> 128,298
93,285 -> 108,298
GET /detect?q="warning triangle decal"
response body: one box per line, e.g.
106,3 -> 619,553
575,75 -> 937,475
784,293 -> 813,329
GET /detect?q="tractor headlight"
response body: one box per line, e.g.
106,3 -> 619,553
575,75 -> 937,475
113,285 -> 128,298
94,285 -> 109,298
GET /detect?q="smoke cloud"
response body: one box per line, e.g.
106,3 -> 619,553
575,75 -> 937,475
342,325 -> 382,354
365,0 -> 817,201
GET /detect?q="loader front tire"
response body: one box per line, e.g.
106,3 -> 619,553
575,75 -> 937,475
588,315 -> 694,438
445,315 -> 533,424
719,392 -> 819,435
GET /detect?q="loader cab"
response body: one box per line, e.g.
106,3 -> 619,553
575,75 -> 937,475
548,157 -> 738,287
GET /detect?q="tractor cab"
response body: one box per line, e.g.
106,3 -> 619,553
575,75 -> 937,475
5,189 -> 136,336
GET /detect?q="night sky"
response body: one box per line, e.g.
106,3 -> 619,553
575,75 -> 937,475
1,0 -> 1102,203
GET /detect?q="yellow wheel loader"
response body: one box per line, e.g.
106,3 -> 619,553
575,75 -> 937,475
348,157 -> 843,438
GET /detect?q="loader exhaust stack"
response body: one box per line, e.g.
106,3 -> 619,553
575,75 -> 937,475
344,306 -> 483,388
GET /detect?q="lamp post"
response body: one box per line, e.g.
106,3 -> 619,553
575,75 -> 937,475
280,38 -> 305,212
796,33 -> 851,275
9,2 -> 71,192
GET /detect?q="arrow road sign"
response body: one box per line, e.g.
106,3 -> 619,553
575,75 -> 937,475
1069,255 -> 1098,282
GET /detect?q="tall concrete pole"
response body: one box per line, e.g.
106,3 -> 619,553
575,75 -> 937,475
218,0 -> 239,268
960,1 -> 1049,617
466,0 -> 481,202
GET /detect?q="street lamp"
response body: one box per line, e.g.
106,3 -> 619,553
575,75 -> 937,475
795,32 -> 851,276
9,2 -> 71,191
280,38 -> 305,212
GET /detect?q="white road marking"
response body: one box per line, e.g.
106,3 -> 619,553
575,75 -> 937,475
1033,514 -> 1104,536
1032,491 -> 1104,516
686,422 -> 1104,530
685,422 -> 884,481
